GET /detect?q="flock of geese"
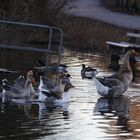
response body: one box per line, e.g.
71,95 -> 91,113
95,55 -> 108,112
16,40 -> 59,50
0,49 -> 138,105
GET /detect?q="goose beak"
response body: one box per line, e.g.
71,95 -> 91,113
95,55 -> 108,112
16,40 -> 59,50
31,78 -> 36,86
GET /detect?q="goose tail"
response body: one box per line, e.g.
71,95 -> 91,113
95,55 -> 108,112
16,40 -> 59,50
93,78 -> 109,96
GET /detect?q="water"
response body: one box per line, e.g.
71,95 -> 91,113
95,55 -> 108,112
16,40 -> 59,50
0,49 -> 140,140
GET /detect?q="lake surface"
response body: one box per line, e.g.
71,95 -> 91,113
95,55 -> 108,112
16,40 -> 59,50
0,49 -> 140,140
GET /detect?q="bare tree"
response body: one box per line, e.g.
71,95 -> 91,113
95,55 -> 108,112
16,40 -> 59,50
0,0 -> 73,23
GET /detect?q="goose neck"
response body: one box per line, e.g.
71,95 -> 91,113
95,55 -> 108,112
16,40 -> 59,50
122,53 -> 131,71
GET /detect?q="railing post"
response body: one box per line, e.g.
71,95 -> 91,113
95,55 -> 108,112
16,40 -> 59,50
45,28 -> 53,77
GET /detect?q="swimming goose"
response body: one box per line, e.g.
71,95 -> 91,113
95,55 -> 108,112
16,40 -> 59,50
2,70 -> 36,100
38,74 -> 64,102
38,76 -> 56,102
39,82 -> 74,103
38,74 -> 74,102
34,60 -> 67,73
62,73 -> 72,84
94,49 -> 138,98
81,64 -> 98,79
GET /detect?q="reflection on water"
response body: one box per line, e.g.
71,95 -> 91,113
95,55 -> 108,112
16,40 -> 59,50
0,101 -> 70,140
94,96 -> 130,131
0,49 -> 140,140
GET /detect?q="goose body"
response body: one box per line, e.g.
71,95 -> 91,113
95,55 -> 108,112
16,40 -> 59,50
38,76 -> 74,103
81,64 -> 98,79
94,78 -> 125,97
38,77 -> 50,102
2,71 -> 36,101
38,75 -> 64,102
94,49 -> 137,98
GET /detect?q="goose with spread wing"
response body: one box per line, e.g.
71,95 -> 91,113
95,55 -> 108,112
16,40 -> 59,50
39,82 -> 74,103
38,74 -> 74,102
94,49 -> 138,98
38,76 -> 58,102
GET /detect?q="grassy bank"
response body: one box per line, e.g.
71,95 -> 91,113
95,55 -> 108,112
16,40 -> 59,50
0,0 -> 129,54
57,15 -> 127,54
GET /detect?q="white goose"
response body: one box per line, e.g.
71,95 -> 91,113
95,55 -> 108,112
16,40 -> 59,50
38,75 -> 63,102
38,75 -> 74,103
38,76 -> 53,102
94,49 -> 138,98
62,74 -> 71,84
2,70 -> 36,102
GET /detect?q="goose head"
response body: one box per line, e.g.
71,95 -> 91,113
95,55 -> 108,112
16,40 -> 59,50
62,74 -> 72,84
120,49 -> 138,72
82,64 -> 86,69
25,70 -> 36,87
65,74 -> 71,78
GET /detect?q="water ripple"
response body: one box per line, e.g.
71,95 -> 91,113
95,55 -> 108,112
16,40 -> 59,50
0,50 -> 140,140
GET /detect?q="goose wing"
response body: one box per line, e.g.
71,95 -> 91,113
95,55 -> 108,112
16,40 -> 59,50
41,90 -> 61,100
2,79 -> 22,94
104,78 -> 125,97
94,77 -> 124,97
15,75 -> 26,88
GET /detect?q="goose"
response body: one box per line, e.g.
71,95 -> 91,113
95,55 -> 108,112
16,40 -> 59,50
62,73 -> 72,84
38,74 -> 74,103
38,74 -> 64,102
1,70 -> 36,101
94,49 -> 138,98
39,82 -> 74,103
34,60 -> 67,73
81,64 -> 98,79
38,76 -> 55,102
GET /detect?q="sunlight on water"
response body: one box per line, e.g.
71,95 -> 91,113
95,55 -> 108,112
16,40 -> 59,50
0,49 -> 140,140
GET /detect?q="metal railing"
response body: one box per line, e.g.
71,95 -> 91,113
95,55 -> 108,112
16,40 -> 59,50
0,20 -> 64,76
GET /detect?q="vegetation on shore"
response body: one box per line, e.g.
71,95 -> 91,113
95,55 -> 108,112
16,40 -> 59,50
58,15 -> 127,54
0,0 -> 128,54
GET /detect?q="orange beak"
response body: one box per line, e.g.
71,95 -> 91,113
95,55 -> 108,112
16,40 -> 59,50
31,78 -> 36,86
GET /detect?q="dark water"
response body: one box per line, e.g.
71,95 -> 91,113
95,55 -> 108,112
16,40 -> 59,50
0,49 -> 140,140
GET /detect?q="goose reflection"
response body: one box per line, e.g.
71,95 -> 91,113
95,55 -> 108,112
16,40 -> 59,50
9,99 -> 70,119
0,99 -> 70,139
0,102 -> 54,139
94,96 -> 131,131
